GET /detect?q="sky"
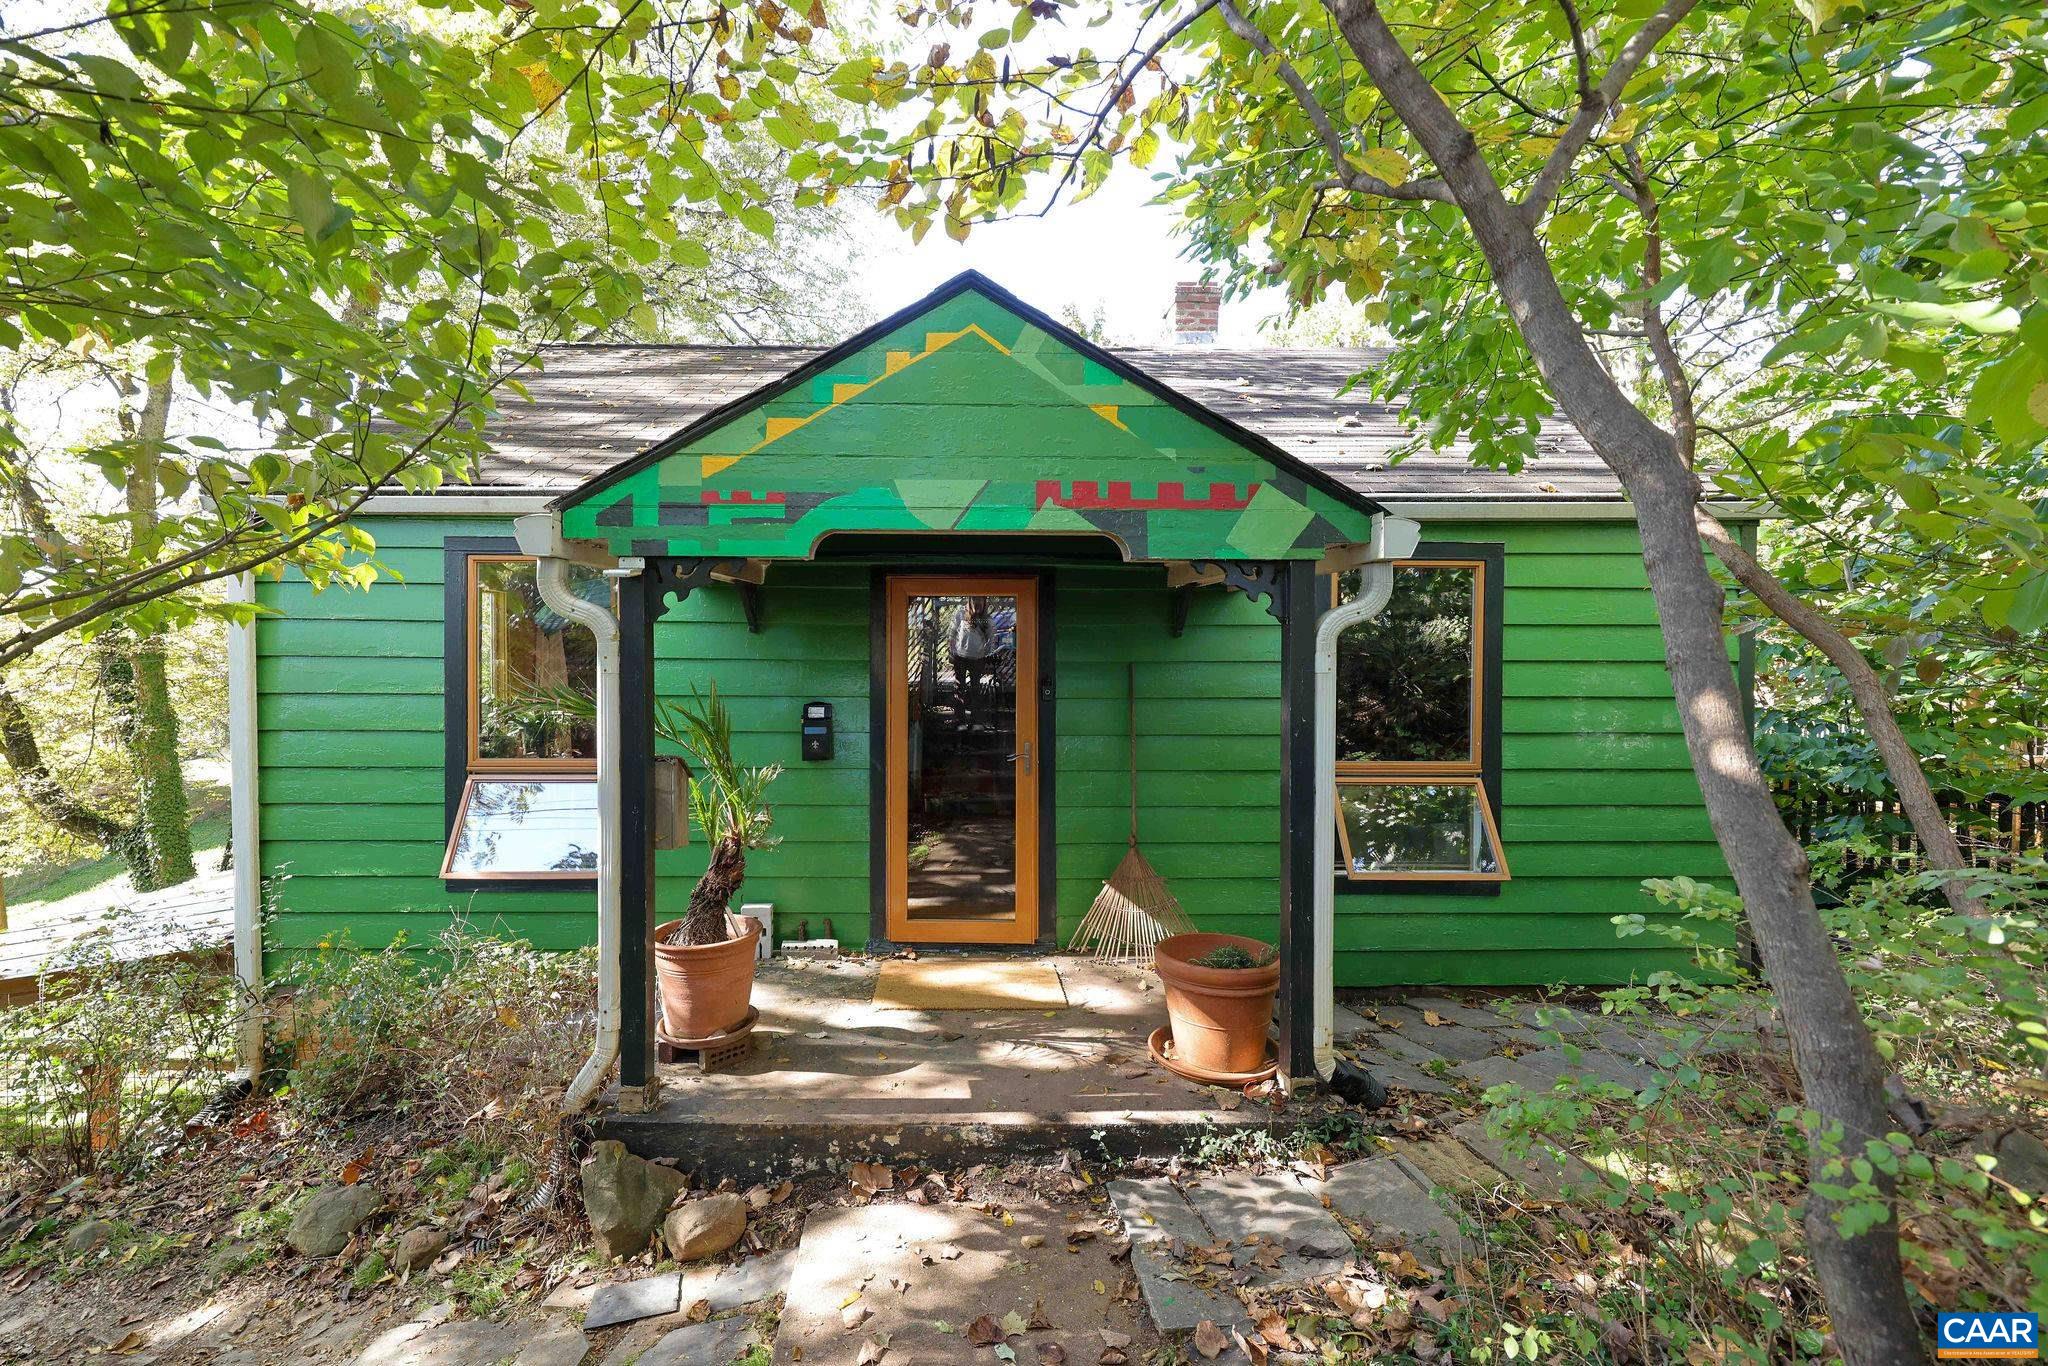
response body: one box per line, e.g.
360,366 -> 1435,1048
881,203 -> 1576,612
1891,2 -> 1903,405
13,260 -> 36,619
850,171 -> 1291,347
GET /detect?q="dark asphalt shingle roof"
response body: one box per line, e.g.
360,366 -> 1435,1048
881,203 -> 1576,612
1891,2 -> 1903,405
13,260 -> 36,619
472,343 -> 1623,502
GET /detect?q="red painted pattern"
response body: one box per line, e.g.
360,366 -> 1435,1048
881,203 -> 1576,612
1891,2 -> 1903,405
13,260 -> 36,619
700,490 -> 789,505
1033,479 -> 1255,511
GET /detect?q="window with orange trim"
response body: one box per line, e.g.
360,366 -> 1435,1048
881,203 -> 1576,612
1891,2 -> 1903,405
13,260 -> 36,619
442,553 -> 603,884
1332,558 -> 1508,884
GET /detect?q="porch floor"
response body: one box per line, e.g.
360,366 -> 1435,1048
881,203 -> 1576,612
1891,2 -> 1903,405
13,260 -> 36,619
600,955 -> 1272,1178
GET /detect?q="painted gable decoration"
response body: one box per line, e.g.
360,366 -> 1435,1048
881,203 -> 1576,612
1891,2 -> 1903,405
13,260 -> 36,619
555,274 -> 1382,562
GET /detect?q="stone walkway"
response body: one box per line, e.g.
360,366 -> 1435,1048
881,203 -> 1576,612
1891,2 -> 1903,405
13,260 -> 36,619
334,990 -> 1757,1365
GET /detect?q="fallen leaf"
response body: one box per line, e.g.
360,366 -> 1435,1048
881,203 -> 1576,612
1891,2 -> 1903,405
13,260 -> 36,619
110,1331 -> 147,1354
1028,1297 -> 1052,1330
857,1336 -> 889,1365
1256,1309 -> 1293,1348
850,1163 -> 896,1196
1037,1346 -> 1067,1364
1422,1010 -> 1446,1027
1098,1352 -> 1127,1365
967,1315 -> 1002,1347
1192,1320 -> 1229,1359
684,1298 -> 711,1323
1020,1234 -> 1045,1249
1000,1309 -> 1029,1338
1233,1327 -> 1269,1365
842,1303 -> 872,1331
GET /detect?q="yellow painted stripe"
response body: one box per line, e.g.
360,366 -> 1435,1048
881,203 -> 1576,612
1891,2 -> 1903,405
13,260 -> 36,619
717,321 -> 1016,473
1090,404 -> 1125,429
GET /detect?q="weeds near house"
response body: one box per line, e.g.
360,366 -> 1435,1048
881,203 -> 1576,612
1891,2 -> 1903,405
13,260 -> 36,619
275,920 -> 595,1165
0,927 -> 240,1183
1451,850 -> 2048,1360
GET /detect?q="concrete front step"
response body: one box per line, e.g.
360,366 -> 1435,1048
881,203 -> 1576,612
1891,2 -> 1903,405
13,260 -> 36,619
599,1108 -> 1272,1185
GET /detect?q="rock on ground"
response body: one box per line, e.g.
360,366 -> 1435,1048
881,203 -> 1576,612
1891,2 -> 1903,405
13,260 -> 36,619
62,1219 -> 114,1255
664,1193 -> 747,1263
393,1227 -> 448,1274
288,1185 -> 383,1258
581,1140 -> 686,1260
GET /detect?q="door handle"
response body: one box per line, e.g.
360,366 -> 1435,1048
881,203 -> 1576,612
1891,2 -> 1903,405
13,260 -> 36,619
1007,741 -> 1033,776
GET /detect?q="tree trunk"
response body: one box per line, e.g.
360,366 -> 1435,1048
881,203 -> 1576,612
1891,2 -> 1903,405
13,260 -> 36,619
678,836 -> 746,946
0,676 -> 150,877
1617,152 -> 1979,920
1696,513 -> 1980,916
1321,5 -> 1927,1357
121,369 -> 195,890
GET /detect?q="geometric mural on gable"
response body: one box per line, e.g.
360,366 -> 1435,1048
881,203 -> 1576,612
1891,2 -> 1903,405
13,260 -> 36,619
555,275 -> 1382,561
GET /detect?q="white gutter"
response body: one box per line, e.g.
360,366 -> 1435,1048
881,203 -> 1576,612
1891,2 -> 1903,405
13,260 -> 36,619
227,573 -> 264,1079
1313,514 -> 1421,1072
361,492 -> 554,516
517,514 -> 625,1116
1372,497 -> 1776,521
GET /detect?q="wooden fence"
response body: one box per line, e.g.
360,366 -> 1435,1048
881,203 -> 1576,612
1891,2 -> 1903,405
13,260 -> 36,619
1777,789 -> 2047,879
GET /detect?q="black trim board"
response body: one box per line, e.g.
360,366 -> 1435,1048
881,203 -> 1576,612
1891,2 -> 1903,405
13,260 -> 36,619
440,536 -> 596,895
1335,541 -> 1507,899
549,269 -> 1386,528
866,567 -> 1059,952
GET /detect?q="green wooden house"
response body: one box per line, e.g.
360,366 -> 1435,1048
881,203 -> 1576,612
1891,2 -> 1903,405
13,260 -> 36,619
227,272 -> 1755,1087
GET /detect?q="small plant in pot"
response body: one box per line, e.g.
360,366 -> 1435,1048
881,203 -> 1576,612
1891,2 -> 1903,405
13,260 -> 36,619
653,687 -> 782,1041
1153,933 -> 1281,1079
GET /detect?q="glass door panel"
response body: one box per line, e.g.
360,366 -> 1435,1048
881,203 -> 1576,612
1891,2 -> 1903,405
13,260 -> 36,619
885,576 -> 1038,943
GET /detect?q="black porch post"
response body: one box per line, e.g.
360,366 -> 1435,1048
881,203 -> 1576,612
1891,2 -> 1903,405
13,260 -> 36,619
617,565 -> 660,1096
1276,558 -> 1319,1085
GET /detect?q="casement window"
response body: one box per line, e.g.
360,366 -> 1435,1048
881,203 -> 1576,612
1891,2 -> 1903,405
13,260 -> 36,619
1332,547 -> 1508,886
441,543 -> 603,886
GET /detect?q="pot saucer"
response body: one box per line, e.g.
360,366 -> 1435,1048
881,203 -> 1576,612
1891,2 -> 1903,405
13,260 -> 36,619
1146,1023 -> 1279,1088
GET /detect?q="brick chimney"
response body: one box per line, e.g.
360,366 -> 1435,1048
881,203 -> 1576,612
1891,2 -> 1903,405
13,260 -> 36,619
1172,281 -> 1221,345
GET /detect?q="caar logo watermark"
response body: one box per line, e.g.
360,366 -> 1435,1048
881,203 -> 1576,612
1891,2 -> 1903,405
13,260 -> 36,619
1938,1312 -> 2039,1359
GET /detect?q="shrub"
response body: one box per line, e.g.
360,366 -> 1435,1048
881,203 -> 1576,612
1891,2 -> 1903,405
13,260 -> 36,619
1469,852 -> 2048,1360
0,924 -> 241,1183
273,920 -> 596,1163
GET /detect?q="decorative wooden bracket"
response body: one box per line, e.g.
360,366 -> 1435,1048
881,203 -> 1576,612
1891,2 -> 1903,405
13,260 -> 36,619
738,581 -> 764,635
1167,584 -> 1193,639
648,558 -> 748,621
1189,560 -> 1287,621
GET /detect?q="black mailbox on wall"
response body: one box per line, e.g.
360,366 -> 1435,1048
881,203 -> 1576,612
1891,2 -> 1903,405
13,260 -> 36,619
800,701 -> 833,761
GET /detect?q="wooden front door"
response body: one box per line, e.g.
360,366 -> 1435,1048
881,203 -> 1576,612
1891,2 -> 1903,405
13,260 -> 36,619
885,575 -> 1039,944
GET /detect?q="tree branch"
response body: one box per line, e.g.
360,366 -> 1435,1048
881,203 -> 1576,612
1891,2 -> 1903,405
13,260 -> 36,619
1217,0 -> 1451,203
1519,0 -> 1702,225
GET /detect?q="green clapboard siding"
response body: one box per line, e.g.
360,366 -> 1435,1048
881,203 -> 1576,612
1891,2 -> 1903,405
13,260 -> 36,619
256,514 -> 1729,985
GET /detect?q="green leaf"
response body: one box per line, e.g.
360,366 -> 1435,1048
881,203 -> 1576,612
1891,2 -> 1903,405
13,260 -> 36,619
296,21 -> 358,103
286,169 -> 339,241
2005,571 -> 2048,635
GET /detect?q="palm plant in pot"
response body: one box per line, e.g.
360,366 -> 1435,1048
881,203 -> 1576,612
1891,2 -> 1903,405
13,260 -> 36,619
653,687 -> 782,1042
512,681 -> 780,1042
1153,933 -> 1281,1080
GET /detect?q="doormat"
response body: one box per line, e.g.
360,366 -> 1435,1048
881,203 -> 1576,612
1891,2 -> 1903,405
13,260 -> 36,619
872,959 -> 1068,1011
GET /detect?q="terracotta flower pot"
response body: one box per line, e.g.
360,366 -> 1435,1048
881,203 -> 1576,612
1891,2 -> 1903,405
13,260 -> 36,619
653,917 -> 760,1041
1154,932 -> 1280,1076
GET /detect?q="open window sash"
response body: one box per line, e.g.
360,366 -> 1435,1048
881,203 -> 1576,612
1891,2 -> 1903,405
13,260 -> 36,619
1333,776 -> 1509,883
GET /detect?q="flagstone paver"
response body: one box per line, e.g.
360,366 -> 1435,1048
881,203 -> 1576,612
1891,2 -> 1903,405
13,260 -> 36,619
1321,1157 -> 1477,1265
1107,1180 -> 1253,1334
1451,1119 -> 1602,1200
1392,1137 -> 1513,1194
634,1316 -> 758,1366
585,1271 -> 682,1329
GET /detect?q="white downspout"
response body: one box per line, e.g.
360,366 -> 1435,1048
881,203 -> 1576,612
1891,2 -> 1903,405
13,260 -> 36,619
519,517 -> 624,1117
227,573 -> 264,1080
1313,514 -> 1421,1074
